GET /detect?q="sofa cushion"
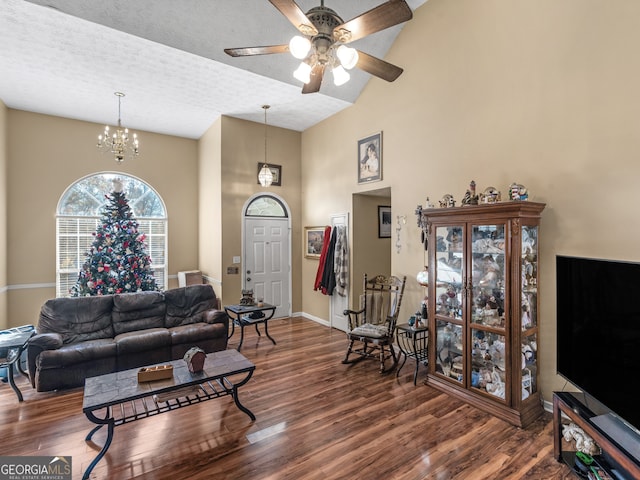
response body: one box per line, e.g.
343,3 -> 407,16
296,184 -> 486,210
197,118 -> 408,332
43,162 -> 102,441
112,290 -> 166,335
164,284 -> 219,328
115,328 -> 171,354
38,296 -> 114,344
36,338 -> 117,369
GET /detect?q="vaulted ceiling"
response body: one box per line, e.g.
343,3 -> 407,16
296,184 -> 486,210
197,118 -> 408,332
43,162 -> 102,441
0,0 -> 426,138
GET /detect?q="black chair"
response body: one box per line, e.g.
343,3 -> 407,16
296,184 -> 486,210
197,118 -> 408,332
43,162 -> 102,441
342,274 -> 407,373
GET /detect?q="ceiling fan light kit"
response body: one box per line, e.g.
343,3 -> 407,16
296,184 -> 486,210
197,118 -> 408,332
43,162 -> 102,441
224,0 -> 413,94
332,65 -> 350,86
336,44 -> 359,70
289,35 -> 311,59
293,62 -> 312,84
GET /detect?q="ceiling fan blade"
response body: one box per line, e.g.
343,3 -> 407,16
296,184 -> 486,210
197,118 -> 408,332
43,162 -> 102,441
356,50 -> 404,82
269,0 -> 318,36
302,64 -> 325,94
224,45 -> 290,57
334,0 -> 413,44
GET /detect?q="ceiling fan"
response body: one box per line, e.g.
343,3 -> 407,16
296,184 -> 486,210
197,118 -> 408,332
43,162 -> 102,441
224,0 -> 413,94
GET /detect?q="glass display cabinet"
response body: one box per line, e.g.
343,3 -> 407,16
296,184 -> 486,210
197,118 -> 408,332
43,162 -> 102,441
423,201 -> 545,428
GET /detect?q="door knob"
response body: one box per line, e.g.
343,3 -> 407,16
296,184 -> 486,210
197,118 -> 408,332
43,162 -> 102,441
247,277 -> 251,282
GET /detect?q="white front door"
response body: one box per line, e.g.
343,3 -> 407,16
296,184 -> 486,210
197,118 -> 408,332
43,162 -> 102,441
244,217 -> 290,318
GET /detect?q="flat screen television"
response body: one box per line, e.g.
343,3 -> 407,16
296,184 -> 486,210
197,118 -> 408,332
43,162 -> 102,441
556,255 -> 640,441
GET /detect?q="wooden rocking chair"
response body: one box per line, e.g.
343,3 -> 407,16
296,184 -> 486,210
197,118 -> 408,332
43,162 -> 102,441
342,274 -> 407,374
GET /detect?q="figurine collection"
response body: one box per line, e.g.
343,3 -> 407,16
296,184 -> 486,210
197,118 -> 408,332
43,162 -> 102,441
416,180 -> 530,215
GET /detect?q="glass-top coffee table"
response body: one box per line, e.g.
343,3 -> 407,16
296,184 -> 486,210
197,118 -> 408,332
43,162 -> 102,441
81,349 -> 255,480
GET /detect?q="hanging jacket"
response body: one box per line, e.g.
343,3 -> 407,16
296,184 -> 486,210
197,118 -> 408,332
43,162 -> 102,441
334,225 -> 348,297
320,226 -> 338,295
314,225 -> 332,291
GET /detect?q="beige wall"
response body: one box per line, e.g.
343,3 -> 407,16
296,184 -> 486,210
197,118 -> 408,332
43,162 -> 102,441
0,99 -> 7,328
198,116 -> 223,300
300,0 -> 640,404
217,116 -> 303,311
5,110 -> 200,327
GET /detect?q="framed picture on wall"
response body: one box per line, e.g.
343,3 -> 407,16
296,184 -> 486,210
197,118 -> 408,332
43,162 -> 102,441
357,132 -> 382,184
304,226 -> 326,259
378,206 -> 392,238
256,163 -> 282,186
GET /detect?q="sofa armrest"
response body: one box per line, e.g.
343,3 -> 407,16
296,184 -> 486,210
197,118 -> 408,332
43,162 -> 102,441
27,333 -> 63,387
203,309 -> 229,327
29,332 -> 63,350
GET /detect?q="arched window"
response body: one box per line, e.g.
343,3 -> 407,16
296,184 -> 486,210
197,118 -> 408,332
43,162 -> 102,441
244,195 -> 288,217
56,172 -> 167,297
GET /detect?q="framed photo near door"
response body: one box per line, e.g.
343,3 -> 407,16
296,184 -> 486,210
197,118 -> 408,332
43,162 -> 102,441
378,206 -> 392,238
358,132 -> 382,184
304,226 -> 325,259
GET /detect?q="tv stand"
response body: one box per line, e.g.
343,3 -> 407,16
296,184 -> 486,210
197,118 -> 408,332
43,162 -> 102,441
553,392 -> 640,478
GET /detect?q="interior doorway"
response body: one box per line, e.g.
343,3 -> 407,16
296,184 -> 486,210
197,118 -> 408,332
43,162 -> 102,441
351,187 -> 392,309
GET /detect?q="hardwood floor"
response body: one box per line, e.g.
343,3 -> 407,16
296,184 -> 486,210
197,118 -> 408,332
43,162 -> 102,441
0,317 -> 574,479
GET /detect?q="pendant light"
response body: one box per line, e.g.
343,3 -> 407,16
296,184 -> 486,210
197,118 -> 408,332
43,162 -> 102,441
258,105 -> 274,187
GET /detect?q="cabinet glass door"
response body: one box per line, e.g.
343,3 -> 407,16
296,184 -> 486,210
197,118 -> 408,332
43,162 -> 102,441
434,225 -> 464,384
470,224 -> 506,328
521,225 -> 538,329
521,225 -> 539,399
436,320 -> 464,383
434,225 -> 464,320
470,329 -> 507,398
469,223 -> 508,401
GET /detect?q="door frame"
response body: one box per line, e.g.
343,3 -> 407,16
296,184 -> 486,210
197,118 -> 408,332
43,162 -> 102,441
329,212 -> 349,332
241,192 -> 292,317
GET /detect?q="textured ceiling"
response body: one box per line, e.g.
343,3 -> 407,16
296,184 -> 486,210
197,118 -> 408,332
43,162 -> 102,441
0,0 -> 426,138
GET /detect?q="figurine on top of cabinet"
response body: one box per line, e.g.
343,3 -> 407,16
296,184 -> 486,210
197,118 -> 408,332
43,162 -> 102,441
461,180 -> 479,206
508,182 -> 529,201
439,194 -> 456,208
479,187 -> 502,204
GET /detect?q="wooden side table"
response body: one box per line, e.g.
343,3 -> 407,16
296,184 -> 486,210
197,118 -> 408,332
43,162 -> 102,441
396,323 -> 428,385
224,303 -> 277,351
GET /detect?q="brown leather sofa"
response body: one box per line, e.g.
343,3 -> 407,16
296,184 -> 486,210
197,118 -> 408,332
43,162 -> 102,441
27,284 -> 229,392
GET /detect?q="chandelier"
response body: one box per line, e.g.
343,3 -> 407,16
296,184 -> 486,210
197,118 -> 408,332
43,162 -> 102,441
258,105 -> 274,187
97,92 -> 140,163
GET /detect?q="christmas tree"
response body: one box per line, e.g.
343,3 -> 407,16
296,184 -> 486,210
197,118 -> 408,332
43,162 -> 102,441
71,179 -> 159,296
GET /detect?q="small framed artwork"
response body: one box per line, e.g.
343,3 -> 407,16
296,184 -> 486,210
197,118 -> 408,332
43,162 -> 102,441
257,163 -> 282,186
357,132 -> 382,184
304,226 -> 326,259
378,206 -> 392,238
